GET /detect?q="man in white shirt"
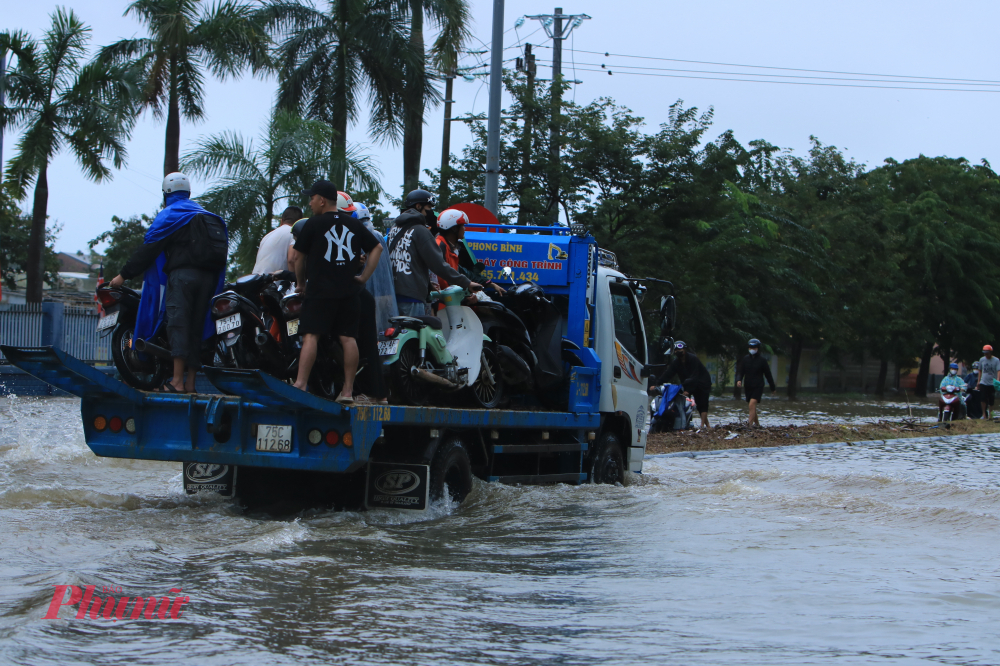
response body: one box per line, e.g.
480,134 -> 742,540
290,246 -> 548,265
252,206 -> 301,274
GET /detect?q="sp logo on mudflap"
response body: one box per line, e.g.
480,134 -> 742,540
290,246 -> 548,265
184,464 -> 229,483
183,462 -> 235,497
374,470 -> 421,495
366,462 -> 429,511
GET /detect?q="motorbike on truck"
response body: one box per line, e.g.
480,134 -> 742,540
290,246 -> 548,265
209,272 -> 295,377
96,283 -> 170,390
382,284 -> 504,408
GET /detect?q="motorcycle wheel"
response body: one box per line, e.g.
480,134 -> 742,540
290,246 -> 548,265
112,325 -> 167,391
309,365 -> 341,399
389,339 -> 429,406
470,345 -> 504,409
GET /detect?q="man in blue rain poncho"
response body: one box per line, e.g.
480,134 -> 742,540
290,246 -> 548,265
110,173 -> 228,393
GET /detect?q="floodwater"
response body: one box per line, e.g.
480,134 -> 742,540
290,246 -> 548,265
2,396 -> 1000,665
710,393 -> 940,427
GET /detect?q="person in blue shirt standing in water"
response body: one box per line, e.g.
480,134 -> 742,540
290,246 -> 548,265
110,173 -> 228,393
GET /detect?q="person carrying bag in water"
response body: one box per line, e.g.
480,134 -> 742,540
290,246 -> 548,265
110,172 -> 228,393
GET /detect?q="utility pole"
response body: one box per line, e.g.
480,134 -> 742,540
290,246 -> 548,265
516,44 -> 536,225
439,69 -> 456,207
483,0 -> 505,215
526,8 -> 589,224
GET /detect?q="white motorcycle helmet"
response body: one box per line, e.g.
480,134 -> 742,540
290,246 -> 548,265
437,208 -> 469,231
162,172 -> 191,194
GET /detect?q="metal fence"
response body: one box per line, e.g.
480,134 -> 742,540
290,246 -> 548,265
0,302 -> 111,363
0,304 -> 43,354
63,306 -> 112,362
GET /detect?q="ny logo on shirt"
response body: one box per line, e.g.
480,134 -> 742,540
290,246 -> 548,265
324,226 -> 355,262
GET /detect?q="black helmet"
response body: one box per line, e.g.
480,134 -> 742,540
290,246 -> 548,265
291,217 -> 309,238
748,338 -> 761,347
404,189 -> 436,209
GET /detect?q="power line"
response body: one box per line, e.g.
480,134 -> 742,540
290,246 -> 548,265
555,66 -> 1000,93
532,43 -> 1000,86
534,59 -> 1000,88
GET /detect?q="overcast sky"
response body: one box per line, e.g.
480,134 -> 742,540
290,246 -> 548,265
4,0 -> 1000,254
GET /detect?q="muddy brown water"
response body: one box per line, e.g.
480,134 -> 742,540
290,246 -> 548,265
1,395 -> 998,665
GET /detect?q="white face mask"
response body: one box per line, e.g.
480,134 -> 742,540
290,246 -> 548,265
950,370 -> 957,375
749,348 -> 758,355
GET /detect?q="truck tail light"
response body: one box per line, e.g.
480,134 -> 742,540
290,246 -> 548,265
109,416 -> 124,433
93,415 -> 107,431
324,430 -> 339,446
342,432 -> 353,447
308,429 -> 322,445
125,418 -> 136,434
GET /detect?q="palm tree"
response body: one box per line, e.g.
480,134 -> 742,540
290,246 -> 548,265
100,0 -> 271,176
398,0 -> 471,192
181,110 -> 382,273
0,9 -> 137,303
268,0 -> 423,189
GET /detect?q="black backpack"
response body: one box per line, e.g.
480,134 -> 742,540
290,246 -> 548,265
187,213 -> 228,271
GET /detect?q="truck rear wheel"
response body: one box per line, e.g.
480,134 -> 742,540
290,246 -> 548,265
589,432 -> 624,485
429,439 -> 473,504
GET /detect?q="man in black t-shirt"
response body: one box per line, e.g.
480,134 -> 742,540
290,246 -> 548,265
291,180 -> 382,405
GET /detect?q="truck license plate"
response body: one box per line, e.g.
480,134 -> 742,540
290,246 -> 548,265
286,318 -> 299,336
96,311 -> 119,331
255,425 -> 292,452
378,339 -> 399,356
215,313 -> 241,335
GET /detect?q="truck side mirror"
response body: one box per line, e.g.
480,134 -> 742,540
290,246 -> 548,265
660,295 -> 676,335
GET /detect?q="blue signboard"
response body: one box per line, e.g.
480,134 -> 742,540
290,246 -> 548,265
464,231 -> 571,287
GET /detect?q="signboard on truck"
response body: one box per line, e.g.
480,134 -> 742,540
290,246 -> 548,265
464,231 -> 571,288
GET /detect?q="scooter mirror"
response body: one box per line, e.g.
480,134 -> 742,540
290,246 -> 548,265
501,266 -> 515,284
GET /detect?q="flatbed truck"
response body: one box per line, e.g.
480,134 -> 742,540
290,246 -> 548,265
1,226 -> 671,510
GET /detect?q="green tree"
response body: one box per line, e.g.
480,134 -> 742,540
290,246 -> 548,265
399,0 -> 470,191
88,214 -> 152,288
100,0 -> 272,175
270,0 -> 418,189
181,110 -> 382,273
1,9 -> 137,302
869,156 -> 1000,395
0,186 -> 59,291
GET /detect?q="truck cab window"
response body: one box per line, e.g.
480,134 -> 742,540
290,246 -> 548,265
609,282 -> 646,363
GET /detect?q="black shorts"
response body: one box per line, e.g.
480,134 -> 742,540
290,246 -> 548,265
744,386 -> 764,403
299,294 -> 360,338
981,385 -> 996,406
690,387 -> 710,413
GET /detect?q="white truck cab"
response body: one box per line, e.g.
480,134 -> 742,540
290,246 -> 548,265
594,266 -> 650,472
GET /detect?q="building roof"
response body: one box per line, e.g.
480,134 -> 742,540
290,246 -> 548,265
58,252 -> 92,274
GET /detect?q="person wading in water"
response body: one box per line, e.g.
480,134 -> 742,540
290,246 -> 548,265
735,338 -> 777,427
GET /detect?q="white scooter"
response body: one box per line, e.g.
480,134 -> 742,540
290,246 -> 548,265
382,285 -> 505,408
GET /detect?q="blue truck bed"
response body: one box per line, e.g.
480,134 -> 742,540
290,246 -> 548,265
1,346 -> 601,478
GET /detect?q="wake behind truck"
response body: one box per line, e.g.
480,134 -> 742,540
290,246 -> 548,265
1,224 -> 675,510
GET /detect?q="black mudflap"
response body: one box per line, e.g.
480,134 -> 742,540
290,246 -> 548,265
183,462 -> 236,497
365,462 -> 430,511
